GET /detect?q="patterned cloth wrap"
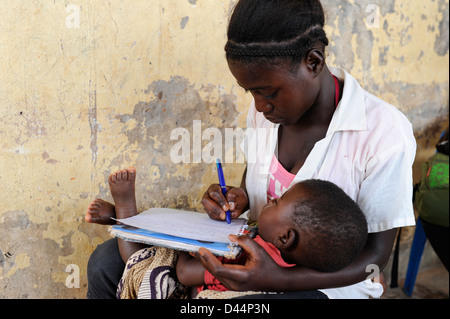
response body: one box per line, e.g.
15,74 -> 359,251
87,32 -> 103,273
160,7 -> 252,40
116,246 -> 259,299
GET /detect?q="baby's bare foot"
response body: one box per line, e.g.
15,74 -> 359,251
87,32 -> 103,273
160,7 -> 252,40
109,167 -> 138,219
85,198 -> 116,225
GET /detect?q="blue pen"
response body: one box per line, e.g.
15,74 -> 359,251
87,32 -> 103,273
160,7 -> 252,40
216,159 -> 231,224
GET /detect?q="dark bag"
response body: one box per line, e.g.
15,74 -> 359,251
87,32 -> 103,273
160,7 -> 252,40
390,127 -> 449,288
414,151 -> 449,227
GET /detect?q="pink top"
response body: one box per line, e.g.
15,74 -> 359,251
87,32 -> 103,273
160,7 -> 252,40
267,154 -> 296,201
200,236 -> 295,292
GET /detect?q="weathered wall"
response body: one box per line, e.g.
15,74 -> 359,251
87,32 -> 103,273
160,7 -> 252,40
0,0 -> 448,298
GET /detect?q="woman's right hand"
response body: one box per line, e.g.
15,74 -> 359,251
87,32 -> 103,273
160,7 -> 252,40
201,184 -> 249,221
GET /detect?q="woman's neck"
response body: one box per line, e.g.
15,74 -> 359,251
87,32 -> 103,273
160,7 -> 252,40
290,66 -> 337,131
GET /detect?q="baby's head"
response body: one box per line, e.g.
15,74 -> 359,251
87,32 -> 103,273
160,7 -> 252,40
258,179 -> 368,272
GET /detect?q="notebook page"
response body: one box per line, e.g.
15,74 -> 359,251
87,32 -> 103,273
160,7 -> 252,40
113,208 -> 246,243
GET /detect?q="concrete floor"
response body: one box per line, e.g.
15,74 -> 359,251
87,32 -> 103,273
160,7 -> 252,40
382,263 -> 449,299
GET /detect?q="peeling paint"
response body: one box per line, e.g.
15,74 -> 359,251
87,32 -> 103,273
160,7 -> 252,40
88,80 -> 98,181
0,253 -> 31,279
103,75 -> 241,213
180,16 -> 189,29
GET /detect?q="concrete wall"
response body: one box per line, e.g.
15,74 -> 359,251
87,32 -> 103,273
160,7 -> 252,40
0,0 -> 448,298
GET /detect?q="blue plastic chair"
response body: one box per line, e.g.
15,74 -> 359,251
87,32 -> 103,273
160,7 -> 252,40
403,218 -> 427,297
404,130 -> 448,296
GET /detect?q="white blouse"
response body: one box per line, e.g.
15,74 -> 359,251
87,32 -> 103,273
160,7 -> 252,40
243,67 -> 417,233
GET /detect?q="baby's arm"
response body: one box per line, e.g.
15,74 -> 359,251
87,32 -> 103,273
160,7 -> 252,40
176,251 -> 206,287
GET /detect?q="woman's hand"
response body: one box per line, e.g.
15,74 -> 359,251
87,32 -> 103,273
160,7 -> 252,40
196,234 -> 281,291
201,184 -> 249,221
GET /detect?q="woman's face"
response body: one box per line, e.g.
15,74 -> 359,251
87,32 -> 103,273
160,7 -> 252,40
228,59 -> 320,126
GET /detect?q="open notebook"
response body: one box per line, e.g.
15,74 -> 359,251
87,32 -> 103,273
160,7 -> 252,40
110,208 -> 254,259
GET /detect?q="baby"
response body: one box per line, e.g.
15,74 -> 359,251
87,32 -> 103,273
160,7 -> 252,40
176,179 -> 368,295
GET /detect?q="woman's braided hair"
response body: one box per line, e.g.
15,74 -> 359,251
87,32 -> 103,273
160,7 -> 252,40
225,0 -> 329,64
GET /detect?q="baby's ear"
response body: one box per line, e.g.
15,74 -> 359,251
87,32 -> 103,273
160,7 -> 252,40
274,228 -> 297,250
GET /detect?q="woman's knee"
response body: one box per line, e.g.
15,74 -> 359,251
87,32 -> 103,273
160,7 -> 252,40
87,238 -> 125,299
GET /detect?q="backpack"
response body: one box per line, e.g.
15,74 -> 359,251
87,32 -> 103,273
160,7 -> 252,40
390,129 -> 449,288
414,151 -> 449,228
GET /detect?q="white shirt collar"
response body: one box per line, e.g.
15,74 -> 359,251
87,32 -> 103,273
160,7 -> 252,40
328,67 -> 367,134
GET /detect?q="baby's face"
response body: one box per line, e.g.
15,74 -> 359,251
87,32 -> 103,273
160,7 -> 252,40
258,183 -> 307,244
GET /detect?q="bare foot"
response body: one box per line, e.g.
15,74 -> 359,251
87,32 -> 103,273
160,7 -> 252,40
85,198 -> 116,225
108,167 -> 138,219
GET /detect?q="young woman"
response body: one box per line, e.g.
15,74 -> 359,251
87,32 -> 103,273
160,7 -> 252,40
198,0 -> 416,298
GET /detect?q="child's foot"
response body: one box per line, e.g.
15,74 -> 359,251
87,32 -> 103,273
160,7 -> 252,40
108,167 -> 138,219
85,198 -> 116,225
